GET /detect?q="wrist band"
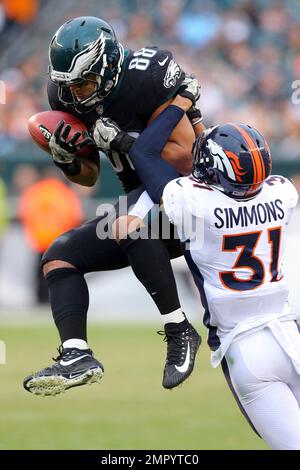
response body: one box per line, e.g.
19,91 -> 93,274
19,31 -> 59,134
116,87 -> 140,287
54,157 -> 81,176
111,132 -> 136,154
192,117 -> 203,126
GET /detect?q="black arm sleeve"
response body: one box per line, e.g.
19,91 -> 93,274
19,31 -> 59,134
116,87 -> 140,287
129,105 -> 184,203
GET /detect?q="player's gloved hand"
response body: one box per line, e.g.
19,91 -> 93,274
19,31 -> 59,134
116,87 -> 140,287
177,75 -> 201,106
93,117 -> 135,153
49,120 -> 91,164
186,105 -> 203,126
93,117 -> 120,151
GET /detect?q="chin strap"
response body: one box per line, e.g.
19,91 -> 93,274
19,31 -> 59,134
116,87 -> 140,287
81,43 -> 125,108
113,43 -> 124,89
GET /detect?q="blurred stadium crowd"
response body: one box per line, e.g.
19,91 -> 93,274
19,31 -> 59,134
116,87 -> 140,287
0,0 -> 299,309
1,0 -> 300,165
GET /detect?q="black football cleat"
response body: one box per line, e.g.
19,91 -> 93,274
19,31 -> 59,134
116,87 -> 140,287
23,347 -> 104,396
159,321 -> 201,389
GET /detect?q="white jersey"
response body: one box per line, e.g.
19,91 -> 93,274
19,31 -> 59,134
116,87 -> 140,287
163,175 -> 299,366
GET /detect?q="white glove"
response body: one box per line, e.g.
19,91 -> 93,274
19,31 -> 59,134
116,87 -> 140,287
178,75 -> 201,105
93,117 -> 121,151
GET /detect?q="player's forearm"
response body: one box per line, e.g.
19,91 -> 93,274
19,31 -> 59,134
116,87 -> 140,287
160,110 -> 195,175
58,158 -> 99,187
172,94 -> 206,138
192,121 -> 206,137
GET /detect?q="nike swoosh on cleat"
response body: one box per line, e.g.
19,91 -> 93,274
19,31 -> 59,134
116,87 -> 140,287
175,342 -> 190,373
69,371 -> 87,379
69,367 -> 102,379
158,56 -> 169,66
60,354 -> 90,366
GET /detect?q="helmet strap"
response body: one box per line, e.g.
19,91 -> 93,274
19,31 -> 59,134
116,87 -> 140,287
99,54 -> 107,77
113,43 -> 124,89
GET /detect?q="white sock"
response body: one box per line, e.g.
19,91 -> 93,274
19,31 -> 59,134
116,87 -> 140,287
63,339 -> 89,350
162,309 -> 185,325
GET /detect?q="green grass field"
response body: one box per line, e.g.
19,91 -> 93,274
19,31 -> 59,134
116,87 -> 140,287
0,322 -> 268,450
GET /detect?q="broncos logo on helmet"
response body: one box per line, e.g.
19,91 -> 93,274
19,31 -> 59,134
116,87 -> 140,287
205,139 -> 247,183
192,122 -> 272,199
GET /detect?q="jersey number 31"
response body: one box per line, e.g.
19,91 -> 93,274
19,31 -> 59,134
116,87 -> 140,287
219,227 -> 282,291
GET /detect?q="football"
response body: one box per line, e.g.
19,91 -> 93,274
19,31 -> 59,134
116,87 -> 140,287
28,110 -> 96,158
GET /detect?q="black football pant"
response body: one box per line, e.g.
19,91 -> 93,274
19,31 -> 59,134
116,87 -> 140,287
42,185 -> 182,273
42,213 -> 182,272
41,187 -> 183,342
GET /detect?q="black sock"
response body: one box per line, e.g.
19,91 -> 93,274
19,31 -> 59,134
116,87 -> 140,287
45,268 -> 89,343
119,228 -> 181,315
165,318 -> 189,333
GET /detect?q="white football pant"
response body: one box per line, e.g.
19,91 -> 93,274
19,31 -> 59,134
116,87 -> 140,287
223,321 -> 300,450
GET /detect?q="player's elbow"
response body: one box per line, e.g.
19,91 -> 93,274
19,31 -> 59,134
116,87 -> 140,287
177,156 -> 193,176
86,169 -> 100,186
84,177 -> 98,187
162,142 -> 193,175
168,151 -> 192,176
67,174 -> 97,187
65,162 -> 99,187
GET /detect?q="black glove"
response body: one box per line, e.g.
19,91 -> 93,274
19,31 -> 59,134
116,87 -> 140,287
49,120 -> 93,164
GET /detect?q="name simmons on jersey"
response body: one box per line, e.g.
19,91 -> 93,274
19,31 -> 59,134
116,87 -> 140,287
214,199 -> 284,229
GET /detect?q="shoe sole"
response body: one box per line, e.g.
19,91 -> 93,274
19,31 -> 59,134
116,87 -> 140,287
24,367 -> 104,397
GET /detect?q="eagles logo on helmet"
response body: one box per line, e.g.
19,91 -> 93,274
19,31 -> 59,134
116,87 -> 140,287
48,16 -> 124,112
192,122 -> 272,199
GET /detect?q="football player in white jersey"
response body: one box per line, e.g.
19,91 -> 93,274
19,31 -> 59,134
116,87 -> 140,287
98,94 -> 300,449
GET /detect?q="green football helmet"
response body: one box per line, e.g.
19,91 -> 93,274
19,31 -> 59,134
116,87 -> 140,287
48,16 -> 124,111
